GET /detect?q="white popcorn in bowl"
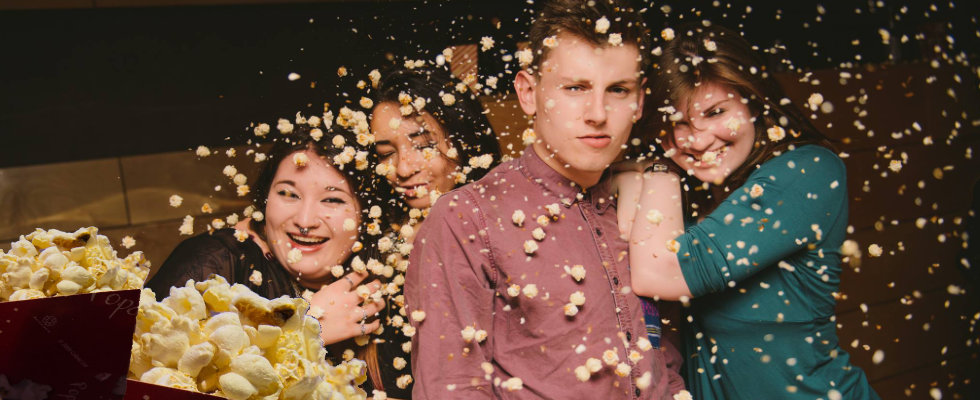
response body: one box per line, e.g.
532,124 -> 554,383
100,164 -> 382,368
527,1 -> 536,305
0,227 -> 150,302
130,276 -> 368,399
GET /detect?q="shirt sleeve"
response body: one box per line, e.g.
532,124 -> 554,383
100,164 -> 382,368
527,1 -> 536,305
677,146 -> 848,297
144,233 -> 237,301
405,192 -> 497,399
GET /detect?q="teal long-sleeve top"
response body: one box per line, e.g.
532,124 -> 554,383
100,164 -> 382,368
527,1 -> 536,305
676,145 -> 880,399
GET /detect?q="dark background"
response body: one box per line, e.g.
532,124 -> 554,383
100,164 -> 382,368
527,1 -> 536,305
1,0 -> 977,167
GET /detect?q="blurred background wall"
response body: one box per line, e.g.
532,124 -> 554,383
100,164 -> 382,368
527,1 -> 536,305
1,0 -> 978,398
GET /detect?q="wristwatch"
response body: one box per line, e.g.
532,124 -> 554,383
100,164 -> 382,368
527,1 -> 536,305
644,162 -> 671,174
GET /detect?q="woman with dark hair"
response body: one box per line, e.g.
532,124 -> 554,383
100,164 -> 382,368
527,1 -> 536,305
618,24 -> 879,399
144,115 -> 391,382
360,65 -> 503,398
370,65 -> 502,218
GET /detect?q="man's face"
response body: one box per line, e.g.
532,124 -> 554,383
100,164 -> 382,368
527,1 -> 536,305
516,33 -> 644,187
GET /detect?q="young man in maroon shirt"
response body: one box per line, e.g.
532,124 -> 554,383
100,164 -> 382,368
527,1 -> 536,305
405,1 -> 684,398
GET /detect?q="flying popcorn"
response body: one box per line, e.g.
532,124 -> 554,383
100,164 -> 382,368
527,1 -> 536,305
767,126 -> 786,141
169,194 -> 184,208
293,152 -> 309,167
480,36 -> 495,52
521,284 -> 538,299
277,118 -> 294,134
517,48 -> 533,67
360,97 -> 374,109
867,244 -> 883,257
0,227 -> 149,302
287,72 -> 301,81
441,93 -> 456,106
179,216 -> 195,236
196,146 -> 211,157
512,210 -> 526,226
703,39 -> 717,51
130,276 -> 367,399
523,240 -> 539,255
253,123 -> 270,137
569,265 -> 586,282
661,28 -> 675,41
750,184 -> 764,198
532,227 -> 546,241
807,93 -> 824,109
646,209 -> 664,225
287,248 -> 303,264
607,33 -> 622,46
521,128 -> 537,145
543,35 -> 558,48
595,17 -> 610,33
500,377 -> 523,391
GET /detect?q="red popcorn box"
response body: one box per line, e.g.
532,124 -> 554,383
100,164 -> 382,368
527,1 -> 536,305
0,289 -> 140,400
123,379 -> 224,400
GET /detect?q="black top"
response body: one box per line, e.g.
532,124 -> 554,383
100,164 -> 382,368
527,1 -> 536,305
144,228 -> 413,398
145,228 -> 299,301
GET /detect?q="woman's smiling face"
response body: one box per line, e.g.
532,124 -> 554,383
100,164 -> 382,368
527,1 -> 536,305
262,149 -> 360,288
371,101 -> 459,209
664,82 -> 756,185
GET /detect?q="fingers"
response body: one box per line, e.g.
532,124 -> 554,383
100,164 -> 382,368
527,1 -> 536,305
361,298 -> 385,316
357,319 -> 381,337
326,270 -> 370,292
345,270 -> 370,288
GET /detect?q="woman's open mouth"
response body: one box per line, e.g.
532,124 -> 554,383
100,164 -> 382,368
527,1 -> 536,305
287,233 -> 328,249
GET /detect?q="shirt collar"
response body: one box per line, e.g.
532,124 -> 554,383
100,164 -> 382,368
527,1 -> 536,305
518,148 -> 615,214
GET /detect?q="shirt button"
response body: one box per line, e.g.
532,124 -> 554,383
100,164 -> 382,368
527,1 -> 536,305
626,331 -> 632,341
595,202 -> 601,210
595,228 -> 602,236
613,277 -> 620,285
635,387 -> 641,397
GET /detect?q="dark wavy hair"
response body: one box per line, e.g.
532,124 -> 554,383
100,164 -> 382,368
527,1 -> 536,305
372,65 -> 502,220
640,23 -> 834,216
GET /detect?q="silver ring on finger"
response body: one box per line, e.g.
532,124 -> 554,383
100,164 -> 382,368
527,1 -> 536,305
359,322 -> 366,335
343,275 -> 355,290
361,308 -> 368,322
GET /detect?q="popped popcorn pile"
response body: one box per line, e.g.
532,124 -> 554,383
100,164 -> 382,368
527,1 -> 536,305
130,276 -> 367,400
0,227 -> 149,302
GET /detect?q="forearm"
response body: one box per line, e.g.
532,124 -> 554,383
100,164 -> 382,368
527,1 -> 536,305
628,171 -> 691,300
615,171 -> 643,238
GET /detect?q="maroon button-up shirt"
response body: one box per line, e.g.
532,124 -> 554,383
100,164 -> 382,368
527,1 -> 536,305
405,149 -> 677,399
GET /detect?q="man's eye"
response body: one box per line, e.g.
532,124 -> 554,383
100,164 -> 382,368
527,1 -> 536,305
564,85 -> 585,92
609,86 -> 630,95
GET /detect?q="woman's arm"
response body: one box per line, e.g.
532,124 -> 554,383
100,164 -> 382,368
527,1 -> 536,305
628,169 -> 691,300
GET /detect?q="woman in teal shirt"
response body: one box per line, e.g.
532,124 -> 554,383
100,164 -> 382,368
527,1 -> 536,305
618,23 -> 879,399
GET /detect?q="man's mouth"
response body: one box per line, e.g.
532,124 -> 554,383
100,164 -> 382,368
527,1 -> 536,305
579,134 -> 612,149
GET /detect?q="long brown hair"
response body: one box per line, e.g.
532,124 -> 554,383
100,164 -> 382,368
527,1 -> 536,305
640,23 -> 834,216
